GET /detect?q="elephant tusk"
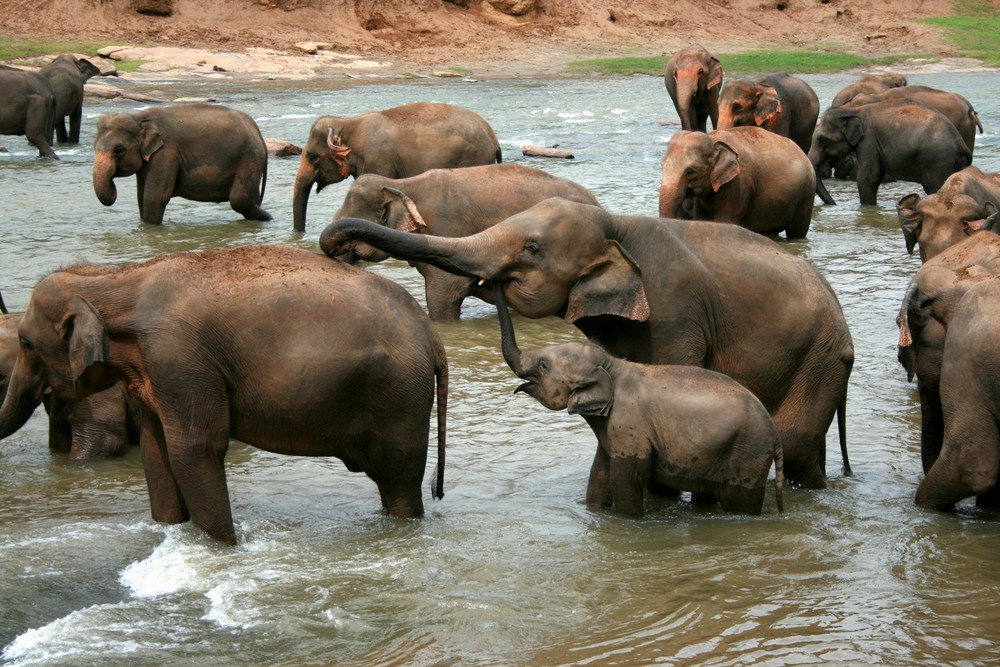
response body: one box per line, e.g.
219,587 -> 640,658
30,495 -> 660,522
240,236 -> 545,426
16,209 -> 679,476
478,279 -> 487,286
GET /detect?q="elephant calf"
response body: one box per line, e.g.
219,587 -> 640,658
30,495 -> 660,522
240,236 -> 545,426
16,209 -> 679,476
495,288 -> 783,516
93,103 -> 271,225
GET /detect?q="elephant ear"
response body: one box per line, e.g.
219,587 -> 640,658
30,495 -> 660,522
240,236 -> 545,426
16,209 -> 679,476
965,201 -> 1000,236
138,119 -> 164,161
753,85 -> 782,128
710,140 -> 740,192
381,186 -> 428,233
840,114 -> 865,147
896,193 -> 923,255
565,241 -> 650,324
706,57 -> 723,91
327,129 -> 353,179
567,365 -> 615,417
59,295 -> 108,383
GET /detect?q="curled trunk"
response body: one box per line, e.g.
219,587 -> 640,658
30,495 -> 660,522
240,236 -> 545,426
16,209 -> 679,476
93,151 -> 118,206
494,285 -> 523,375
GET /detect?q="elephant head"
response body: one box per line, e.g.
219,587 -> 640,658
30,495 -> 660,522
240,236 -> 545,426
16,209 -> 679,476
897,192 -> 1000,262
0,276 -> 112,441
808,108 -> 863,206
667,45 -> 723,131
93,113 -> 163,206
321,197 -> 649,323
495,285 -> 614,416
658,131 -> 739,219
330,175 -> 425,263
716,78 -> 782,132
293,117 -> 355,232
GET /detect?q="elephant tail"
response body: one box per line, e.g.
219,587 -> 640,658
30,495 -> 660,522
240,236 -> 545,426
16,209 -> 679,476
0,290 -> 7,315
838,393 -> 852,477
774,439 -> 784,514
972,108 -> 984,134
431,332 -> 448,501
260,159 -> 268,202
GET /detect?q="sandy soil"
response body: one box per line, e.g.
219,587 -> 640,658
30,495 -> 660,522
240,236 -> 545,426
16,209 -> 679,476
1,0 -> 984,80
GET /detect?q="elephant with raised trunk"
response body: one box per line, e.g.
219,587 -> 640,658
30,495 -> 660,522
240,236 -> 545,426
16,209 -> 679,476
93,103 -> 271,225
897,167 -> 1000,263
664,45 -> 723,132
0,245 -> 448,544
331,163 -> 599,320
39,54 -> 101,144
494,287 -> 784,516
321,198 -> 854,489
293,102 -> 502,232
658,126 -> 815,239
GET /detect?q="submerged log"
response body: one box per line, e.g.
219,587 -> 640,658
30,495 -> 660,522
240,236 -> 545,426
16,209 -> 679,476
522,144 -> 574,159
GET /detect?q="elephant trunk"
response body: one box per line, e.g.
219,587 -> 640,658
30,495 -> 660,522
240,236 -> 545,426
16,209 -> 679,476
658,175 -> 686,218
674,71 -> 699,131
808,146 -> 836,205
0,359 -> 43,441
292,155 -> 316,232
93,151 -> 118,206
320,217 -> 494,279
494,285 -> 523,375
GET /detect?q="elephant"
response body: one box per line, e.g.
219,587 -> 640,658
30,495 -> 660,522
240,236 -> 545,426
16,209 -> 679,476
845,85 -> 983,155
38,55 -> 101,144
896,232 -> 1000,474
715,73 -> 820,156
809,100 -> 972,206
493,286 -> 784,516
830,73 -> 908,108
664,45 -> 723,132
0,245 -> 448,544
93,103 -> 271,225
330,163 -> 600,320
658,126 -> 815,239
0,310 -> 139,460
0,65 -> 58,158
897,167 -> 1000,262
321,197 -> 854,489
916,279 -> 1000,511
293,102 -> 502,231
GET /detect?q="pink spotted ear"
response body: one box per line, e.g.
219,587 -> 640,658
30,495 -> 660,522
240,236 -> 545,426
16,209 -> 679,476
753,85 -> 782,129
326,129 -> 352,178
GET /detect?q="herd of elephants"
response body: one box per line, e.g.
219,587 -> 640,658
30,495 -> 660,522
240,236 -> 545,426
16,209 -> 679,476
0,44 -> 998,547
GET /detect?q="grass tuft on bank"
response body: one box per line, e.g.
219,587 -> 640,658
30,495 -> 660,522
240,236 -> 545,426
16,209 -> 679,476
565,51 -> 925,76
921,1 -> 1000,67
0,37 -> 106,61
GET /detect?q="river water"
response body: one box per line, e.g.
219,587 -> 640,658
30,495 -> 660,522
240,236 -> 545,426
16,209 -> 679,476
0,69 -> 999,666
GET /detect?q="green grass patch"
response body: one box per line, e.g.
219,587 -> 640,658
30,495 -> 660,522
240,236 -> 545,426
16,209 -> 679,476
0,36 -> 106,61
921,1 -> 1000,67
566,51 -> 925,76
113,59 -> 148,73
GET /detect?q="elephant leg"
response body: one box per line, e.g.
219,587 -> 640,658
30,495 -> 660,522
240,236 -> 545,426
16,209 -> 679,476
24,94 -> 58,159
140,168 -> 175,225
609,454 -> 651,517
139,406 -> 189,526
55,117 -> 69,143
68,108 -> 83,144
423,269 -> 468,321
856,163 -> 881,205
365,419 -> 429,518
585,444 -> 613,508
229,168 -> 271,221
716,483 -> 766,515
918,384 -> 944,474
915,407 -> 1000,511
785,193 -> 814,240
691,491 -> 718,506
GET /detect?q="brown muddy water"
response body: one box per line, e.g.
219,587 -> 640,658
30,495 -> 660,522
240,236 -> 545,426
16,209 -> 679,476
0,71 -> 998,666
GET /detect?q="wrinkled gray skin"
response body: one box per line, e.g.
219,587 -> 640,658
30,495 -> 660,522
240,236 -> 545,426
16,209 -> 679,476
93,103 -> 271,225
830,73 -> 908,108
0,246 -> 448,544
658,126 -> 815,238
917,280 -> 1000,511
0,311 -> 138,460
494,287 -> 783,515
897,167 -> 1000,262
809,101 -> 972,206
331,163 -> 599,320
846,85 -> 983,155
896,233 -> 1000,475
293,102 -> 502,232
38,55 -> 101,144
321,197 -> 854,489
664,45 -> 723,132
0,66 -> 58,158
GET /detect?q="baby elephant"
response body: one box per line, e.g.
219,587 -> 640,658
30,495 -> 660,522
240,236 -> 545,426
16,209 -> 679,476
494,287 -> 783,516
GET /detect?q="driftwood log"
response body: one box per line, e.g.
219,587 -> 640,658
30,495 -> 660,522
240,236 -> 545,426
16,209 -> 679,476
522,144 -> 574,159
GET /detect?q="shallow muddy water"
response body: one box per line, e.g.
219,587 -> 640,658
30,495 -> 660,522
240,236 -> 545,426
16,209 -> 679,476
0,70 -> 999,666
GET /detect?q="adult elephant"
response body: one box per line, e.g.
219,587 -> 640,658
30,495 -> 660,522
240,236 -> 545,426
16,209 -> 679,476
321,198 -> 854,489
0,310 -> 139,460
39,55 -> 101,144
715,73 -> 820,155
0,66 -> 58,158
331,163 -> 599,320
830,73 -> 908,107
293,102 -> 502,232
664,45 -> 723,132
809,100 -> 971,206
897,167 -> 1000,262
0,245 -> 448,544
845,85 -> 983,155
93,103 -> 271,225
916,279 -> 1000,511
896,232 -> 1000,474
658,126 -> 815,239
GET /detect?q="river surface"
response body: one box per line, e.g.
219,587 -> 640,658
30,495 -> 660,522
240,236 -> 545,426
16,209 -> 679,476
1,69 -> 999,666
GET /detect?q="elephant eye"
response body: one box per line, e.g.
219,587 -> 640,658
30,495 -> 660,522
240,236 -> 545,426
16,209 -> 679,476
684,167 -> 697,178
524,240 -> 541,255
538,358 -> 549,371
19,336 -> 33,351
307,152 -> 320,165
112,144 -> 126,156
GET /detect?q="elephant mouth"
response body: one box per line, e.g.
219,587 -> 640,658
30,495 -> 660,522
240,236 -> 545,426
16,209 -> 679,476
514,380 -> 537,396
